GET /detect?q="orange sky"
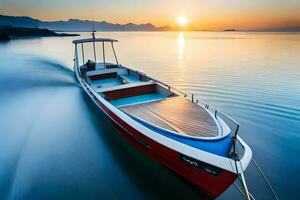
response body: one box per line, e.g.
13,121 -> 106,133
1,0 -> 300,30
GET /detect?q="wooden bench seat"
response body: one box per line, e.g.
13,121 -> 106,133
103,82 -> 157,101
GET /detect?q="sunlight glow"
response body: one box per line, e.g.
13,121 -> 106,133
177,15 -> 188,27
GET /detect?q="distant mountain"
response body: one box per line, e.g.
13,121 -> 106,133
0,15 -> 40,28
0,14 -> 164,31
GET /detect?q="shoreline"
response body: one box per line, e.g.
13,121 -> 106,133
0,26 -> 79,41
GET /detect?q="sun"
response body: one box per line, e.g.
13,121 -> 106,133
178,15 -> 188,27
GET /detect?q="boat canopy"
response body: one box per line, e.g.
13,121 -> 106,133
73,38 -> 118,44
73,37 -> 119,67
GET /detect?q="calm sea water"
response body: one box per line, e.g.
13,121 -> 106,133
0,32 -> 299,200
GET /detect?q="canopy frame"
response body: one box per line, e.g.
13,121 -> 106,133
73,38 -> 119,68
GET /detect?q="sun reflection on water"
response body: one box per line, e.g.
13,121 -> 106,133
177,32 -> 185,65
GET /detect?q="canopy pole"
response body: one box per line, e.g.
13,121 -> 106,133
111,42 -> 119,65
74,44 -> 78,70
81,43 -> 85,65
102,42 -> 106,69
93,41 -> 97,63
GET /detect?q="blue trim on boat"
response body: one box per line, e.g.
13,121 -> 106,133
111,93 -> 166,107
131,116 -> 233,157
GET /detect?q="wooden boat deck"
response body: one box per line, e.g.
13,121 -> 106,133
120,96 -> 219,137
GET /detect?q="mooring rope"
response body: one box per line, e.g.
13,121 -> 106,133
234,182 -> 256,200
233,140 -> 252,200
238,159 -> 251,200
234,182 -> 248,199
233,138 -> 279,200
251,159 -> 279,200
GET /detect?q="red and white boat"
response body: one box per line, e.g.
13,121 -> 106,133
72,36 -> 252,199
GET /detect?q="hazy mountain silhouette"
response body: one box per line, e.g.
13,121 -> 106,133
0,14 -> 164,31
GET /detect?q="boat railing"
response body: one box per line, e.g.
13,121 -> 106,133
152,80 -> 240,138
183,92 -> 240,139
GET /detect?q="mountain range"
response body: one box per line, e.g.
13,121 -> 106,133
0,14 -> 299,32
0,14 -> 170,31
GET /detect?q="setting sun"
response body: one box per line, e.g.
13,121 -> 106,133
177,15 -> 188,27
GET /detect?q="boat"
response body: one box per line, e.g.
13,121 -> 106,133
72,35 -> 252,199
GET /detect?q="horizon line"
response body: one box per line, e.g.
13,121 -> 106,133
1,13 -> 300,32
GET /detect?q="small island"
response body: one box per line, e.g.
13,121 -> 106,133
0,26 -> 79,41
223,29 -> 236,32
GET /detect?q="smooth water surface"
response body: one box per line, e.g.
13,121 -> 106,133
0,32 -> 299,199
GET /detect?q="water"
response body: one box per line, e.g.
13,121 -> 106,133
0,32 -> 299,199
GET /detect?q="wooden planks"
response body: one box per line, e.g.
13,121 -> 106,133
120,96 -> 219,137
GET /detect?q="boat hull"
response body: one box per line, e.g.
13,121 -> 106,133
85,89 -> 237,198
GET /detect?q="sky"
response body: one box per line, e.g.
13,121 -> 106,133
0,0 -> 300,30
